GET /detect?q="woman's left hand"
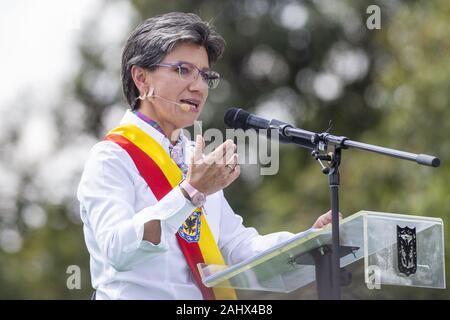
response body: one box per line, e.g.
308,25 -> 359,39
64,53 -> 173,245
312,210 -> 343,229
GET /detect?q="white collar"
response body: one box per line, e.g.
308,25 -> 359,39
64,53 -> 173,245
119,109 -> 188,154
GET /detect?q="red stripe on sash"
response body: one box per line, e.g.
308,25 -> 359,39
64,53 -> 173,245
176,237 -> 215,300
106,134 -> 171,199
105,133 -> 216,299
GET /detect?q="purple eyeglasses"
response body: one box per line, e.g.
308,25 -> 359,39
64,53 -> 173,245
149,61 -> 220,89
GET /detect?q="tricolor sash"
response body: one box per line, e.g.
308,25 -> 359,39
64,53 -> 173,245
105,124 -> 236,300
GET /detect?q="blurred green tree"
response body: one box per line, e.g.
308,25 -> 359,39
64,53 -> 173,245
0,0 -> 448,299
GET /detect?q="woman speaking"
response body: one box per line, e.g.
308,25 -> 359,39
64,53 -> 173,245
77,12 -> 333,300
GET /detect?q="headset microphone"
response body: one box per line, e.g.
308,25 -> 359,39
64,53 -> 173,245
153,95 -> 192,112
139,87 -> 192,112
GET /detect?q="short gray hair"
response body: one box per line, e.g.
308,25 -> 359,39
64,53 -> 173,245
121,12 -> 226,109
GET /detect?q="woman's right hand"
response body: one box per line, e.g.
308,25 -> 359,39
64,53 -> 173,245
186,135 -> 240,195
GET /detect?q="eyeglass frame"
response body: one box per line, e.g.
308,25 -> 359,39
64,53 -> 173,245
148,61 -> 220,89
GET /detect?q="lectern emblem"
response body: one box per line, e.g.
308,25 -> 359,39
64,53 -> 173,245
396,226 -> 417,276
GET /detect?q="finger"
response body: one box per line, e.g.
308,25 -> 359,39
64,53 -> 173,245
207,142 -> 225,164
325,211 -> 343,220
221,140 -> 236,165
193,135 -> 204,163
315,221 -> 324,229
211,140 -> 235,165
324,212 -> 332,221
234,164 -> 240,176
227,164 -> 240,183
224,155 -> 239,179
223,144 -> 236,166
225,153 -> 239,167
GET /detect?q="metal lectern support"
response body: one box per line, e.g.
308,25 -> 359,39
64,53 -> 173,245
293,244 -> 357,299
311,135 -> 345,299
328,146 -> 342,300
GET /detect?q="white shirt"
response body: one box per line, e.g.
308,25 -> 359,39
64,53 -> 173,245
77,110 -> 294,300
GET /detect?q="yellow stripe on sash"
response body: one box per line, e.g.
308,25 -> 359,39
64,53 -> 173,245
109,124 -> 182,186
199,214 -> 237,300
108,124 -> 237,300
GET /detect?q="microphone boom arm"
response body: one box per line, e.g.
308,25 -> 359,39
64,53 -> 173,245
283,127 -> 440,168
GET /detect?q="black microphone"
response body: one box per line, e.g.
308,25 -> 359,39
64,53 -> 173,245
224,108 -> 440,167
224,108 -> 315,149
224,107 -> 270,130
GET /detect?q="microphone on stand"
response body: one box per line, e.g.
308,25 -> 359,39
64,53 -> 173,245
224,108 -> 440,167
224,107 -> 315,149
224,107 -> 270,130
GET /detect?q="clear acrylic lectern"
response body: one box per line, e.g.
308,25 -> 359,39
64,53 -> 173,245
198,211 -> 445,296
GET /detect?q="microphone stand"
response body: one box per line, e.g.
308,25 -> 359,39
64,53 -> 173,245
270,123 -> 440,300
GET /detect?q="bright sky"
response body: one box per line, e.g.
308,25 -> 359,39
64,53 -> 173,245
0,0 -> 136,252
0,0 -> 134,160
0,0 -> 102,110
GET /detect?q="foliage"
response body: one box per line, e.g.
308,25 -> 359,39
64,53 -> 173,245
0,0 -> 448,299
